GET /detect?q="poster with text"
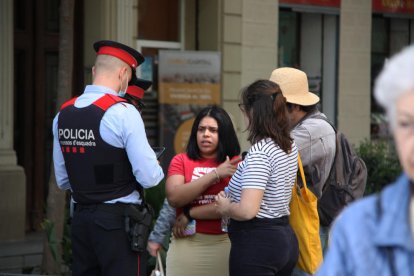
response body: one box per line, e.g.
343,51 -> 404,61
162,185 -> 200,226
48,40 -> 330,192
158,50 -> 221,169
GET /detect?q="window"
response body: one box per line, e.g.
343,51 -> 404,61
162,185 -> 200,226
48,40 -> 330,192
278,10 -> 299,67
371,15 -> 414,138
138,0 -> 180,42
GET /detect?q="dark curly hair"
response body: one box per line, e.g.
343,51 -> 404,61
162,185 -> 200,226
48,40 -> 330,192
186,105 -> 241,163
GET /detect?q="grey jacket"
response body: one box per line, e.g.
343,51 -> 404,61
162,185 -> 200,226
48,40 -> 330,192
292,110 -> 336,198
148,198 -> 176,244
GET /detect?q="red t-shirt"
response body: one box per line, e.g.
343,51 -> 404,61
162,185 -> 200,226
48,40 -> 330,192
168,153 -> 230,234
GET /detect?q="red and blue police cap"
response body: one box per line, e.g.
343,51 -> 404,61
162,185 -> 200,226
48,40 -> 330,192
130,74 -> 152,90
126,75 -> 152,100
93,40 -> 145,70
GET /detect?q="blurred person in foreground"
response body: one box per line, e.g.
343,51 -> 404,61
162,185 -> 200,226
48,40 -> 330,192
216,80 -> 299,276
316,45 -> 414,275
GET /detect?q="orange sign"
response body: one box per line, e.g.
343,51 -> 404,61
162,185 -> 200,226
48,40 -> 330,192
159,83 -> 221,105
158,50 -> 221,167
174,118 -> 195,154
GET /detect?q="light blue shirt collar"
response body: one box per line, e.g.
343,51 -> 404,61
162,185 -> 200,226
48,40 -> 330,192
84,85 -> 118,96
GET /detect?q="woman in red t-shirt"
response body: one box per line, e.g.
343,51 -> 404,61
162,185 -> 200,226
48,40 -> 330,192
165,105 -> 241,276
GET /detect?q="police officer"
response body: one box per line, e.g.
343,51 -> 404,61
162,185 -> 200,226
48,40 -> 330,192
123,76 -> 152,113
52,40 -> 164,276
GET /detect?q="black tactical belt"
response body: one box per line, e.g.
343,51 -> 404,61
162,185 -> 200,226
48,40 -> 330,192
74,202 -> 133,216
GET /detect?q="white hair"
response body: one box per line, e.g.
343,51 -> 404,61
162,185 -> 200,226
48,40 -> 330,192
374,45 -> 414,128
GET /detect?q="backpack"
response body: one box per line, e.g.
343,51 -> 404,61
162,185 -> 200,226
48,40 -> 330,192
315,115 -> 368,226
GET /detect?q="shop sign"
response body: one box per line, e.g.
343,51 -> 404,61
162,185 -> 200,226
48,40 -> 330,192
373,0 -> 414,14
279,0 -> 340,7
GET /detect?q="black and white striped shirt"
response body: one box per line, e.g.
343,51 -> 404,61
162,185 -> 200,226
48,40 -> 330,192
228,138 -> 298,219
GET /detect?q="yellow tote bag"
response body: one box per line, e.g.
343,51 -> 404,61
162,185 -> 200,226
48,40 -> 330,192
289,154 -> 323,274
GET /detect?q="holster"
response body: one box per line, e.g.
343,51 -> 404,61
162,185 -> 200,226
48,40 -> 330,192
124,203 -> 154,253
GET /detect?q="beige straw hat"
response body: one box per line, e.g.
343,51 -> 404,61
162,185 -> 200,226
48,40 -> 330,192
269,67 -> 320,106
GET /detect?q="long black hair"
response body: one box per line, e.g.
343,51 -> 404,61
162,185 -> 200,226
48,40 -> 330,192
240,80 -> 292,153
187,105 -> 240,163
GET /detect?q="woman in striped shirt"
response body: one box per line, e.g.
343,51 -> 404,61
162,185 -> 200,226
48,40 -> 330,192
216,79 -> 299,276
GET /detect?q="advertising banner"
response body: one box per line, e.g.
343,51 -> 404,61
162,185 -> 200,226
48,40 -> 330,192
279,0 -> 340,7
280,0 -> 414,14
373,0 -> 414,14
158,50 -> 221,168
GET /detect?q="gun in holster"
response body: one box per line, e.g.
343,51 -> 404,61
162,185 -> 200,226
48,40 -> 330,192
124,203 -> 154,253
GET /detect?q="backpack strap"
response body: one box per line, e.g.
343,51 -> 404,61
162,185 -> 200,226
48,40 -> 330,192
313,114 -> 338,195
376,193 -> 397,276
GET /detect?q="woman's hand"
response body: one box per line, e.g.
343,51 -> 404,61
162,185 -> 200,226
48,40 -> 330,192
215,191 -> 232,217
216,156 -> 241,179
147,240 -> 162,257
217,188 -> 264,221
172,213 -> 189,238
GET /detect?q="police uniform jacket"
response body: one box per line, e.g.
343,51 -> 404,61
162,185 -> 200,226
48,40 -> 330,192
52,85 -> 164,204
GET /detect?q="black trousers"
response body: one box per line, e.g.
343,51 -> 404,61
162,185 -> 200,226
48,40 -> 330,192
228,217 -> 299,276
71,204 -> 147,276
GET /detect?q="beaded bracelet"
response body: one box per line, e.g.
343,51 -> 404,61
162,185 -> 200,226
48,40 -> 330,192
213,168 -> 220,182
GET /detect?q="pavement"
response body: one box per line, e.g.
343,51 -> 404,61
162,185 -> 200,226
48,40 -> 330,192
0,232 -> 43,274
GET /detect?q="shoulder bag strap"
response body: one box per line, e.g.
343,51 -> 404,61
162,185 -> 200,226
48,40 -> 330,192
298,153 -> 307,189
157,251 -> 165,276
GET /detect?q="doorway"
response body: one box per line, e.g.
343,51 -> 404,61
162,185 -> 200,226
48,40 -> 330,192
136,40 -> 183,147
278,9 -> 339,123
14,0 -> 83,231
